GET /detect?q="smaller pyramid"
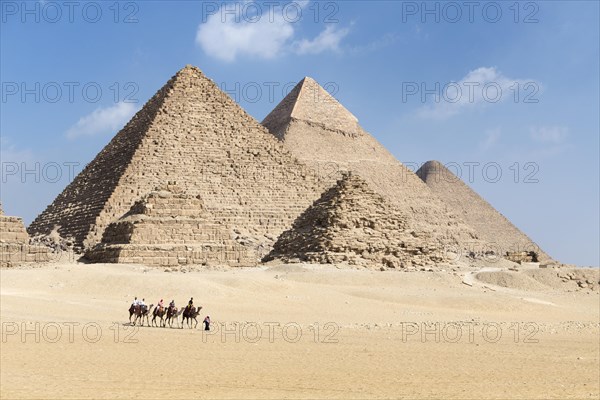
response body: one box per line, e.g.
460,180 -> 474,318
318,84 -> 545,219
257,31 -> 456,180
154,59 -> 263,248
86,184 -> 256,267
0,203 -> 49,267
265,173 -> 450,269
416,161 -> 550,261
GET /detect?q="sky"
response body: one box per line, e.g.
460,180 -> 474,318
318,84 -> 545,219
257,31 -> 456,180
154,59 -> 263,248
1,0 -> 598,266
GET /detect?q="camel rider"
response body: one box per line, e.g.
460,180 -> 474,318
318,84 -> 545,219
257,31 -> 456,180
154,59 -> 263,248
132,297 -> 139,307
140,298 -> 147,312
157,299 -> 164,312
186,297 -> 194,312
169,300 -> 175,310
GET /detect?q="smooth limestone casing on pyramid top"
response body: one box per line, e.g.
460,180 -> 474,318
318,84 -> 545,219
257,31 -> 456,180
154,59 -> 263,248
265,173 -> 451,269
262,77 -> 488,256
86,185 -> 256,266
416,160 -> 550,261
28,66 -> 324,260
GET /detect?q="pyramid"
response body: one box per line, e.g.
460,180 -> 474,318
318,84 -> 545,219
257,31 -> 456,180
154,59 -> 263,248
416,161 -> 550,262
28,66 -> 322,256
1,203 -> 49,267
262,77 -> 482,252
265,173 -> 450,269
86,184 -> 256,266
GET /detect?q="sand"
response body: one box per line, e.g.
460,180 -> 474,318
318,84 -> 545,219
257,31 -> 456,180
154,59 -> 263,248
1,261 -> 599,399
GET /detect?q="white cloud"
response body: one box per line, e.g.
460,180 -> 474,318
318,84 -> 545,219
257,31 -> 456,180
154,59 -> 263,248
196,9 -> 293,62
195,2 -> 351,62
294,25 -> 350,55
66,102 -> 138,139
417,67 -> 540,119
530,126 -> 568,144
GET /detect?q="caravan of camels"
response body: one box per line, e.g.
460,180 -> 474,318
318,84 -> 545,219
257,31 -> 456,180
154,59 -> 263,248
128,297 -> 209,329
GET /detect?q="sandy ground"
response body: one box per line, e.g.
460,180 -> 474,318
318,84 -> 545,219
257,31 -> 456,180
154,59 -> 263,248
1,261 -> 598,399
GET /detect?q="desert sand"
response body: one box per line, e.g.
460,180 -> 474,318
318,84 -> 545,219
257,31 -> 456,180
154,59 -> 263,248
1,260 -> 598,399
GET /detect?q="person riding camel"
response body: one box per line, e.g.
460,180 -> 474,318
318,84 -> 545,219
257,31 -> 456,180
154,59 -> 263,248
129,297 -> 139,314
169,300 -> 175,311
186,297 -> 194,313
157,299 -> 164,313
139,298 -> 147,312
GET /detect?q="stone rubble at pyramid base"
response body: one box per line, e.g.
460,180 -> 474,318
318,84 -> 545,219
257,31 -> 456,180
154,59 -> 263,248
273,246 -> 448,270
505,251 -> 539,264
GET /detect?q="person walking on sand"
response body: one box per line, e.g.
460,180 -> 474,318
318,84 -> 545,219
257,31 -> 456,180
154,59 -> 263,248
203,315 -> 211,331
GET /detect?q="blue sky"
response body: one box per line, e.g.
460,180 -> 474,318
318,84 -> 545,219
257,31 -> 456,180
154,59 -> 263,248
1,1 -> 598,266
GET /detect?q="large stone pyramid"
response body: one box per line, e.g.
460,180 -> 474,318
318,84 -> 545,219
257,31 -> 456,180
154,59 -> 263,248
86,184 -> 255,266
416,160 -> 550,261
28,66 -> 322,253
262,77 -> 481,252
265,173 -> 449,269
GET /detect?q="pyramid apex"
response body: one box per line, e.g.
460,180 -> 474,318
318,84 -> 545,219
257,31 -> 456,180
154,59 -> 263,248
300,76 -> 317,84
416,160 -> 455,183
422,160 -> 445,170
175,64 -> 203,76
262,76 -> 361,138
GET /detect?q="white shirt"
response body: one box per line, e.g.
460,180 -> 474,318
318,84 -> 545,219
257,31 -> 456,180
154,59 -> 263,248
133,299 -> 139,306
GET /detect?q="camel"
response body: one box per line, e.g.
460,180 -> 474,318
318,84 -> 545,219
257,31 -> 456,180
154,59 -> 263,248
132,304 -> 154,327
152,305 -> 167,327
182,305 -> 203,329
128,304 -> 136,323
165,306 -> 183,328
